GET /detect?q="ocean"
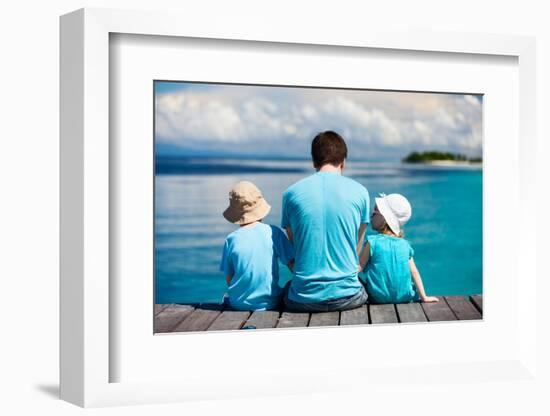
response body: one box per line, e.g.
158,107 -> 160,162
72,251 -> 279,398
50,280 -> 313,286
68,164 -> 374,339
154,157 -> 482,304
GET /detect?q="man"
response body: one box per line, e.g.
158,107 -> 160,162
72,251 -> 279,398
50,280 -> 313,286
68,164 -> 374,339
281,130 -> 370,312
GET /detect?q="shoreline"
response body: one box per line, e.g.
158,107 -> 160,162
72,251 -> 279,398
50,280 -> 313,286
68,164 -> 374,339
404,160 -> 482,168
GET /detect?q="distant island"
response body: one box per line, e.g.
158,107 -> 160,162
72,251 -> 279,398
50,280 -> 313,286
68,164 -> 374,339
403,151 -> 482,165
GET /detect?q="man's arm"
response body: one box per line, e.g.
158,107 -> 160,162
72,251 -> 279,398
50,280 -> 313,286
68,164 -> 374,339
225,275 -> 233,285
277,226 -> 294,272
359,242 -> 370,271
285,227 -> 294,244
287,259 -> 295,272
356,223 -> 367,257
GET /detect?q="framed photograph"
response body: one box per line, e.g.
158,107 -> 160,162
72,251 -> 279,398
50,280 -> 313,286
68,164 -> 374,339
60,7 -> 537,408
152,81 -> 484,333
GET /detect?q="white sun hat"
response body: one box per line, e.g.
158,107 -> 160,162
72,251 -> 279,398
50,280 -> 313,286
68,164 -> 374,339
374,193 -> 412,236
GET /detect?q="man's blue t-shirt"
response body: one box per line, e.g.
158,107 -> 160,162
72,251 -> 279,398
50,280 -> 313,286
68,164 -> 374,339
219,223 -> 295,311
281,171 -> 369,303
362,233 -> 417,304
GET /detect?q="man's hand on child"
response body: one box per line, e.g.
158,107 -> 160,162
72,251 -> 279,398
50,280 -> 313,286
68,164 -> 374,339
420,296 -> 439,303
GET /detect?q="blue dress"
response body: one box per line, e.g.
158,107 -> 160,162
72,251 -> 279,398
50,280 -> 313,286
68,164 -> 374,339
362,233 -> 418,304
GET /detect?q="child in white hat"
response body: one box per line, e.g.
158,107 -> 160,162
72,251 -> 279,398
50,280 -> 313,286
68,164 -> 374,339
220,181 -> 295,311
359,193 -> 438,304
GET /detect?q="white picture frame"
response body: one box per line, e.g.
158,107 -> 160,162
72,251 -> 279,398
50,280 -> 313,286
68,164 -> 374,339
60,7 -> 537,408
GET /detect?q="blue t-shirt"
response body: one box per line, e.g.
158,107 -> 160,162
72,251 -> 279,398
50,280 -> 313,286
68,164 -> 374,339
219,223 -> 295,311
362,233 -> 417,304
281,171 -> 369,303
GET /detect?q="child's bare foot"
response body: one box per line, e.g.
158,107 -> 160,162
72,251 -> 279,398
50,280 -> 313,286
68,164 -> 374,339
421,296 -> 439,303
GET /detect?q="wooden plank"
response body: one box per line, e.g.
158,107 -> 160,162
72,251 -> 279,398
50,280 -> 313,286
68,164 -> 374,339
154,304 -> 195,333
340,306 -> 369,325
369,304 -> 398,324
308,312 -> 340,327
470,295 -> 483,314
154,304 -> 171,316
207,311 -> 251,331
445,296 -> 482,320
421,297 -> 457,321
395,303 -> 427,323
172,303 -> 223,332
276,312 -> 310,328
243,311 -> 280,329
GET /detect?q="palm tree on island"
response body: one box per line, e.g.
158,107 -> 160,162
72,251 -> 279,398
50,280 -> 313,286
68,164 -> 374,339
402,151 -> 482,165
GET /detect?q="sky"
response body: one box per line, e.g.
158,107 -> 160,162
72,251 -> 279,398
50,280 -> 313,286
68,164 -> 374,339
154,81 -> 482,161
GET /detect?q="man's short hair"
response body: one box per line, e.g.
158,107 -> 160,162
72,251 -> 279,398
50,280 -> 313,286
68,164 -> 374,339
311,131 -> 348,168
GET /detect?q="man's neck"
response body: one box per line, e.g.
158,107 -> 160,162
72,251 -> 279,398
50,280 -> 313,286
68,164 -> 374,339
317,164 -> 342,174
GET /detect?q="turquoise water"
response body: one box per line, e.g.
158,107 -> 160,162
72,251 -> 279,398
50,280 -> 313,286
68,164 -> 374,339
155,158 -> 482,304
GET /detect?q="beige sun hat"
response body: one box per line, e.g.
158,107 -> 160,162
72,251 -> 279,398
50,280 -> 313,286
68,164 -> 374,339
374,193 -> 412,237
223,181 -> 272,224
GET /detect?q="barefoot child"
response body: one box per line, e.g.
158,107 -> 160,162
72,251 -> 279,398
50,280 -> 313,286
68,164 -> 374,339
220,181 -> 295,311
359,193 -> 438,304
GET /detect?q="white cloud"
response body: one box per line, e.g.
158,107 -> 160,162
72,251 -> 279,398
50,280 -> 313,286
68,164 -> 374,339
155,84 -> 483,158
156,93 -> 245,142
464,94 -> 482,108
435,108 -> 458,129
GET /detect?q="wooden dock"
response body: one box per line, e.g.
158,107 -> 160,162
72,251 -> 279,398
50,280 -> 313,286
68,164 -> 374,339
154,295 -> 482,333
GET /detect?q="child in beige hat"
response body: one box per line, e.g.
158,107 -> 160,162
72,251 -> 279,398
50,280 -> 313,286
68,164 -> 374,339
220,181 -> 295,311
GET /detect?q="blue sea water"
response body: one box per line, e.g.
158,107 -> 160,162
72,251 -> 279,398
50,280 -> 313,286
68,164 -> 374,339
155,157 -> 482,304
